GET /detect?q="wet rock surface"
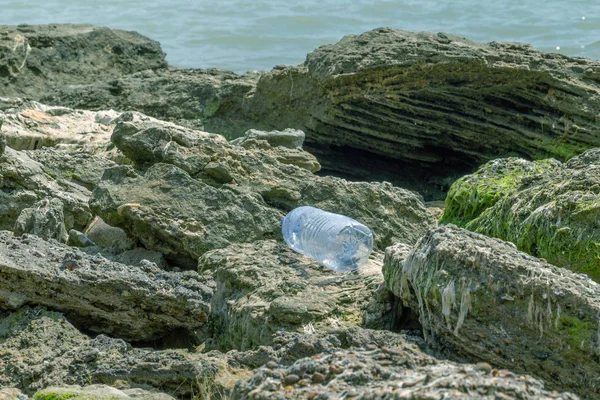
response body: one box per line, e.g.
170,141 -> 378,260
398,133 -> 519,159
385,224 -> 600,398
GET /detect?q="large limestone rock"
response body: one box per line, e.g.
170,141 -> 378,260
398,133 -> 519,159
0,307 -> 244,397
232,327 -> 578,399
385,224 -> 600,398
200,240 -> 384,350
205,28 -> 600,196
441,148 -> 600,280
0,24 -> 166,100
0,231 -> 213,341
33,385 -> 175,400
90,120 -> 434,264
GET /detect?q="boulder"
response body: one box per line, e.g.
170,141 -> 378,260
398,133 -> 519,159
200,240 -> 384,350
442,148 -> 600,280
0,147 -> 92,232
0,24 -> 166,100
440,157 -> 561,226
385,224 -> 600,398
0,307 -> 244,397
0,231 -> 213,341
90,120 -> 434,264
205,28 -> 600,198
13,198 -> 68,242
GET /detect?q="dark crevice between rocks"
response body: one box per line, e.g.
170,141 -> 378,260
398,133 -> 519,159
390,293 -> 422,334
307,142 -> 476,201
130,328 -> 199,351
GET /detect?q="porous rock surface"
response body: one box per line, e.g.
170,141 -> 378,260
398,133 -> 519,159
90,119 -> 434,264
232,328 -> 577,400
385,224 -> 600,398
442,148 -> 600,281
200,240 -> 384,350
0,231 -> 213,341
0,24 -> 166,100
0,307 -> 243,398
0,146 -> 92,232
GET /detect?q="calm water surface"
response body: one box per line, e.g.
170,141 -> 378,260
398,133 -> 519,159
2,1 -> 599,73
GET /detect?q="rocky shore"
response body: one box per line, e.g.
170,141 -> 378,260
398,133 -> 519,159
1,23 -> 599,399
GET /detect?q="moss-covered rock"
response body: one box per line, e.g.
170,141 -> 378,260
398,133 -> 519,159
385,225 -> 600,398
440,157 -> 561,226
441,148 -> 600,280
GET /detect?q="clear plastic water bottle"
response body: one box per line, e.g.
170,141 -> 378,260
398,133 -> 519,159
281,206 -> 374,272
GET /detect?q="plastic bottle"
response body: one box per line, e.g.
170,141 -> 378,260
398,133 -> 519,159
281,206 -> 374,272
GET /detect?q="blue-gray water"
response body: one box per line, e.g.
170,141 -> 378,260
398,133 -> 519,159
2,1 -> 600,74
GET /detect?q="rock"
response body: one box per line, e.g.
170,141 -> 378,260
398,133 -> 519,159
33,385 -> 176,400
24,147 -> 119,191
205,28 -> 600,199
0,307 -> 242,397
440,157 -> 561,226
442,149 -> 600,280
232,328 -> 578,399
231,128 -> 306,149
0,24 -> 166,100
0,147 -> 92,232
90,120 -> 434,264
237,137 -> 320,173
0,231 -> 213,340
0,131 -> 6,157
0,388 -> 26,400
13,197 -> 68,242
83,217 -> 133,252
200,240 -> 384,350
386,224 -> 600,398
48,67 -> 260,132
0,101 -> 113,152
67,229 -> 96,247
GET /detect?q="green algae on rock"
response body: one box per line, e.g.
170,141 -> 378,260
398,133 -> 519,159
384,225 -> 600,398
441,149 -> 600,280
440,157 -> 561,226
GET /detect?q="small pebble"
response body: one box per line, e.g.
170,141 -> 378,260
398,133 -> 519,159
297,378 -> 311,386
329,364 -> 342,375
266,361 -> 279,369
366,344 -> 377,350
284,374 -> 300,385
312,372 -> 326,383
475,362 -> 492,373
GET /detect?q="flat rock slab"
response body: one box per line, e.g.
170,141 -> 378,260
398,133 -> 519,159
0,307 -> 242,397
385,224 -> 600,398
201,240 -> 384,351
0,231 -> 213,341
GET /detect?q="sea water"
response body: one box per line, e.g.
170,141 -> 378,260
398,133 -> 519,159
1,0 -> 599,73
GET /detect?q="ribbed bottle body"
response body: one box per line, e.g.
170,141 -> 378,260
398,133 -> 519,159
282,206 -> 373,272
